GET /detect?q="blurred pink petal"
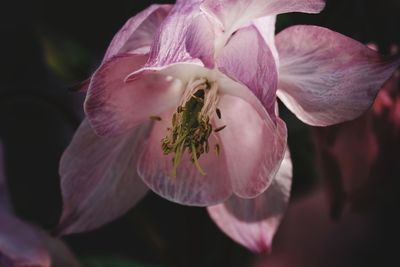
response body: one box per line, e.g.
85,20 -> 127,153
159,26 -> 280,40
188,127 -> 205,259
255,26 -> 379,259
58,119 -> 149,234
208,150 -> 292,252
276,25 -> 400,126
0,143 -> 79,267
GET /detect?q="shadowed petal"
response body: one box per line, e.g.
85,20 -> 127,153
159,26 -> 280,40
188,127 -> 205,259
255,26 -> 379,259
276,25 -> 400,126
253,15 -> 279,67
208,150 -> 292,253
85,54 -> 182,136
137,110 -> 231,206
58,119 -> 149,235
201,0 -> 325,35
217,25 -> 278,115
217,95 -> 286,198
0,210 -> 51,267
103,4 -> 172,60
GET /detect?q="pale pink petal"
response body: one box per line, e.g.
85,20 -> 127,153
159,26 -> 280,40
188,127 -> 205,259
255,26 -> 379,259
253,15 -> 279,67
217,95 -> 287,198
85,54 -> 182,136
201,0 -> 325,35
103,4 -> 172,60
217,25 -> 278,115
137,110 -> 231,206
208,150 -> 292,253
57,119 -> 149,235
276,25 -> 400,126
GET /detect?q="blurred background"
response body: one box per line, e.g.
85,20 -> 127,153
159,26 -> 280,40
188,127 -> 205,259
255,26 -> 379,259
1,0 -> 399,266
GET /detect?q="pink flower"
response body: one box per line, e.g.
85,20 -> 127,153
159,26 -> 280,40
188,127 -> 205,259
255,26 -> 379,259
0,142 -> 80,267
58,0 -> 400,252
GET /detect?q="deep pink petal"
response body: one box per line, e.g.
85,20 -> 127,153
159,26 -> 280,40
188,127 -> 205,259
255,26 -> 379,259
137,110 -> 231,206
208,150 -> 292,253
57,119 -> 149,235
217,25 -> 278,115
201,0 -> 325,34
276,25 -> 400,126
103,4 -> 172,60
217,95 -> 287,198
85,54 -> 182,136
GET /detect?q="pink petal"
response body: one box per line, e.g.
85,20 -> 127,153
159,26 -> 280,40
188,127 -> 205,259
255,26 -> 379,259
276,25 -> 400,126
103,4 -> 172,60
145,1 -> 214,70
201,0 -> 325,34
217,95 -> 287,198
137,109 -> 231,206
217,25 -> 278,115
85,54 -> 182,136
57,119 -> 149,235
208,150 -> 292,253
253,15 -> 279,67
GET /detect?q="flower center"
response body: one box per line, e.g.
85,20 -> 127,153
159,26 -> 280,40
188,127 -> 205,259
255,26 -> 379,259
161,78 -> 224,177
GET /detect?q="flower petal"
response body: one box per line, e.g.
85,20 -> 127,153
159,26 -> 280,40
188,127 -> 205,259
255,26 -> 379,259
276,25 -> 400,126
57,119 -> 149,235
217,25 -> 278,115
201,0 -> 325,35
208,150 -> 292,253
137,110 -> 231,206
253,15 -> 279,67
103,4 -> 172,60
85,54 -> 182,136
0,209 -> 51,267
145,1 -> 214,70
217,94 -> 287,198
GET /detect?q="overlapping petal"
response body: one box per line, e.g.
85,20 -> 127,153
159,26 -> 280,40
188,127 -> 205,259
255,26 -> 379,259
201,0 -> 325,35
208,150 -> 292,252
217,25 -> 278,115
85,54 -> 182,136
276,25 -> 400,126
58,119 -> 149,234
137,109 -> 231,206
217,95 -> 286,198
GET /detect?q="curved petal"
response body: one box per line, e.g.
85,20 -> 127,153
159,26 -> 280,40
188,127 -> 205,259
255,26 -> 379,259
201,0 -> 325,35
137,109 -> 231,206
276,25 -> 400,126
208,150 -> 292,253
103,4 -> 172,60
217,25 -> 278,115
57,119 -> 149,235
0,209 -> 51,267
145,1 -> 214,70
253,15 -> 279,67
217,95 -> 286,198
85,54 -> 182,136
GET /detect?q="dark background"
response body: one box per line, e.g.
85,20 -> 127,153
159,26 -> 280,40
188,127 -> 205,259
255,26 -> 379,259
1,0 -> 399,266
